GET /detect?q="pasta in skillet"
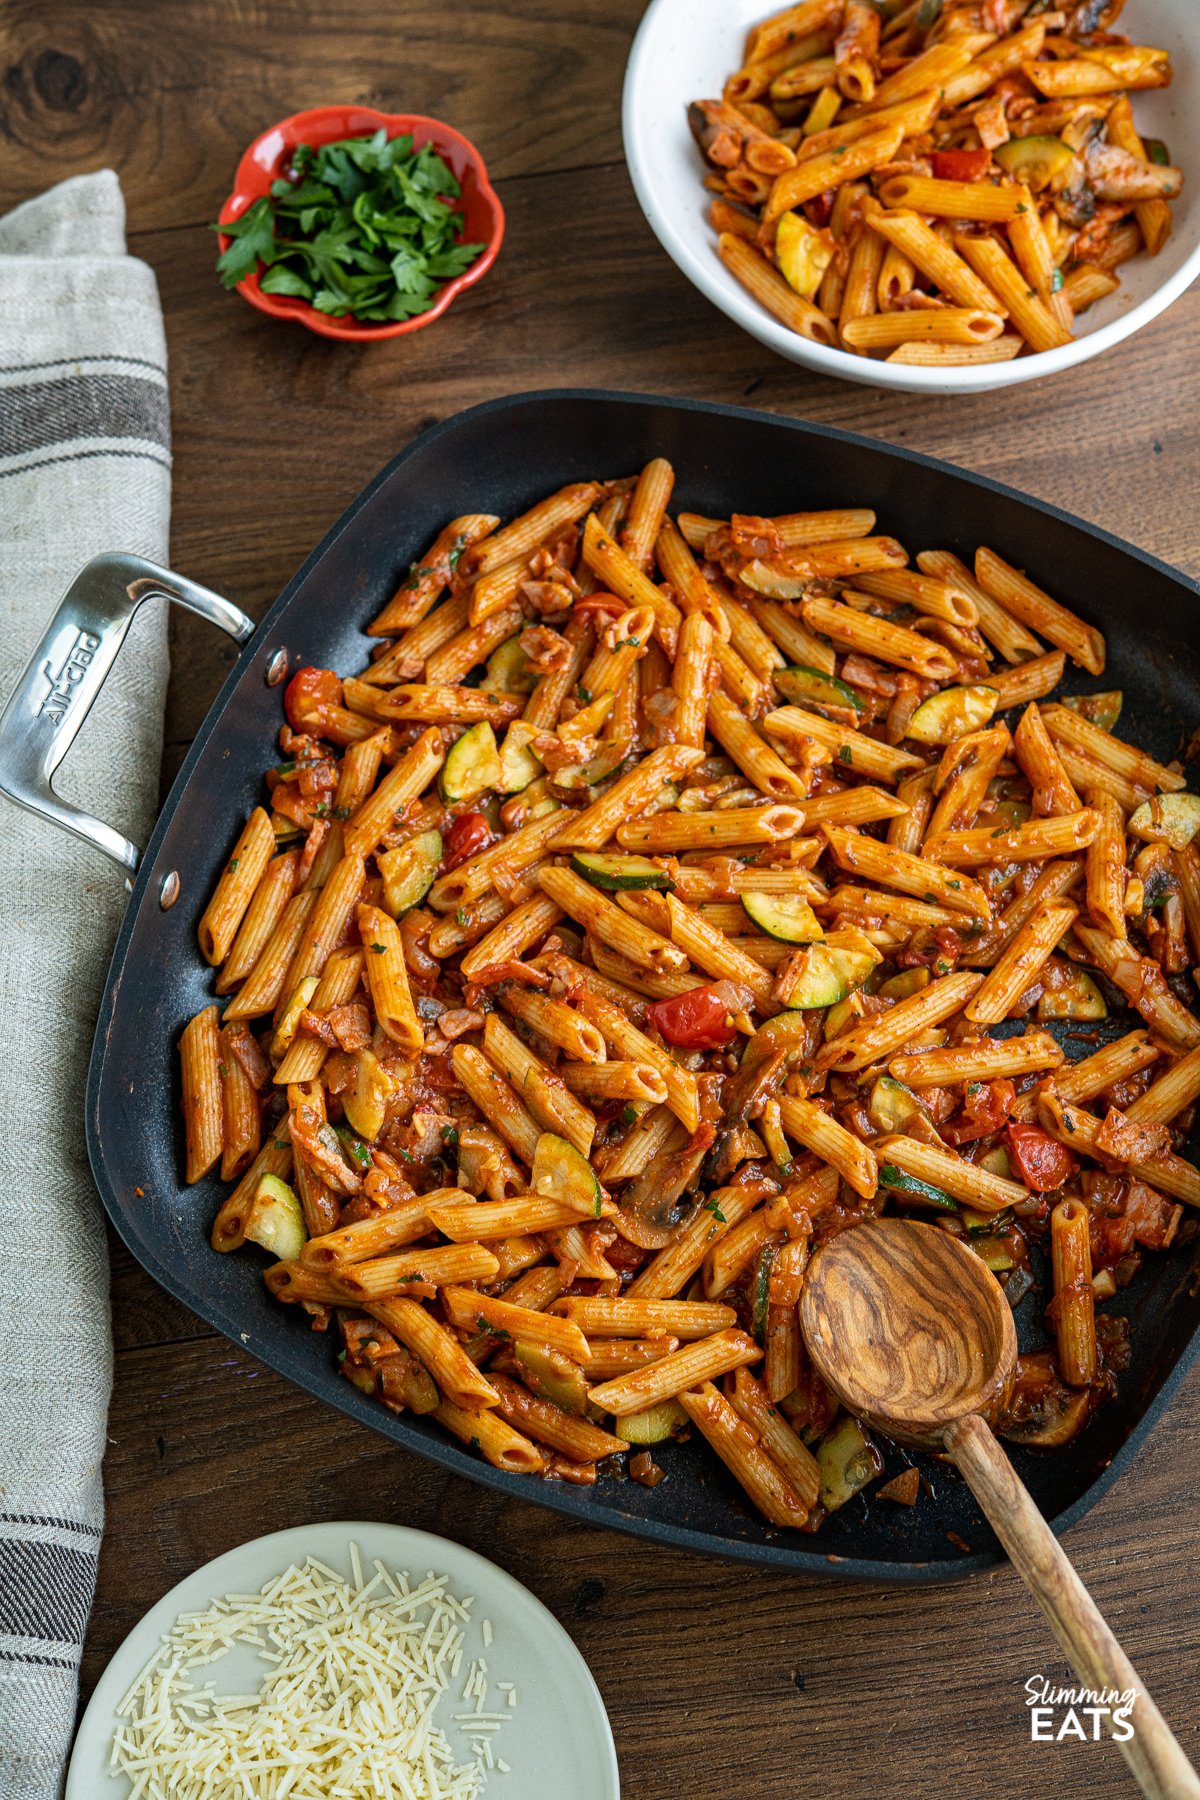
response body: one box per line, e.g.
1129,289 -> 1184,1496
180,458 -> 1200,1530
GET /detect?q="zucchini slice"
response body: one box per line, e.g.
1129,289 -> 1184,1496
531,1132 -> 603,1217
876,966 -> 930,1001
878,1162 -> 959,1213
1062,690 -> 1122,732
553,741 -> 629,789
1037,967 -> 1107,1022
572,851 -> 673,892
497,721 -> 543,795
752,1241 -> 778,1344
964,1203 -> 1012,1233
775,664 -> 865,713
906,684 -> 999,745
775,212 -> 835,300
779,928 -> 881,1010
244,1173 -> 307,1262
816,1416 -> 884,1512
987,798 -> 1032,830
341,1048 -> 392,1142
1128,792 -> 1200,851
994,135 -> 1078,193
972,1235 -> 1015,1273
485,634 -> 538,696
513,1340 -> 589,1416
378,829 -> 442,918
270,975 -> 319,1061
619,1398 -> 689,1444
440,721 -> 501,803
867,1076 -> 925,1135
823,992 -> 863,1041
740,891 -> 824,944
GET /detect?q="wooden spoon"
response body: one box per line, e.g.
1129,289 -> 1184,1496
799,1218 -> 1200,1800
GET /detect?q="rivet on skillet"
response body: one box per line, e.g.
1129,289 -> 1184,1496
159,870 -> 181,910
265,647 -> 289,687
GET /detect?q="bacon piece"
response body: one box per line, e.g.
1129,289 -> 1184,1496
520,625 -> 572,672
296,817 -> 330,885
224,1022 -> 271,1090
1095,1108 -> 1172,1165
297,1008 -> 338,1046
327,1001 -> 371,1052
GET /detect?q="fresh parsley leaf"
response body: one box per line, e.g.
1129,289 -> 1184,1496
259,264 -> 314,300
214,198 -> 277,288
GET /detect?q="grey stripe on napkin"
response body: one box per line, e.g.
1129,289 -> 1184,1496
0,170 -> 171,1800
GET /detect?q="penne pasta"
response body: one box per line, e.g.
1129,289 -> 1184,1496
777,1096 -> 878,1198
187,454 -> 1198,1534
197,808 -> 277,966
677,1381 -> 813,1529
890,1031 -> 1064,1089
180,1004 -> 223,1184
823,824 -> 991,921
975,551 -> 1105,677
1050,1198 -> 1097,1388
877,1134 -> 1028,1213
822,969 -> 984,1071
964,900 -> 1078,1026
586,1329 -> 761,1416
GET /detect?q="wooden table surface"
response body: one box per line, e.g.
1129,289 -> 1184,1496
4,3 -> 1199,1793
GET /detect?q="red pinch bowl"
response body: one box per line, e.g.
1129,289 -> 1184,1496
216,105 -> 505,342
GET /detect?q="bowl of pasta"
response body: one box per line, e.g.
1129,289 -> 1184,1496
622,0 -> 1200,392
10,390 -> 1200,1581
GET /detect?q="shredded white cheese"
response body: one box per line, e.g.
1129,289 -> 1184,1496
110,1550 -> 511,1799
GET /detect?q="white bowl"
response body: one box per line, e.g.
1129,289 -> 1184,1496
623,0 -> 1200,393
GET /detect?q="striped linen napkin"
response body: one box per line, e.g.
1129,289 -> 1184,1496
0,170 -> 171,1798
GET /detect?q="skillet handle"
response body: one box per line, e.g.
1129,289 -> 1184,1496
0,552 -> 254,876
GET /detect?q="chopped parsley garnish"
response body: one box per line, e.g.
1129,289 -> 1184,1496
214,129 -> 486,323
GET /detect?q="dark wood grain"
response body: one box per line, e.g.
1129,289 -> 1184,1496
4,0 -> 1200,1793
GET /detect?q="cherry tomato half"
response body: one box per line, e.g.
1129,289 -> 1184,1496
283,665 -> 343,733
1005,1122 -> 1078,1193
646,984 -> 737,1051
931,148 -> 992,183
443,810 -> 494,870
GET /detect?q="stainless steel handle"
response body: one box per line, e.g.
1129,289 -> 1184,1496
0,553 -> 254,875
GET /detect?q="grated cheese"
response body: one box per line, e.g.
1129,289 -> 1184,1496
110,1549 -> 512,1799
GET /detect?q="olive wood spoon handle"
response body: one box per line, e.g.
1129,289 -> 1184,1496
800,1219 -> 1200,1800
947,1412 -> 1200,1800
